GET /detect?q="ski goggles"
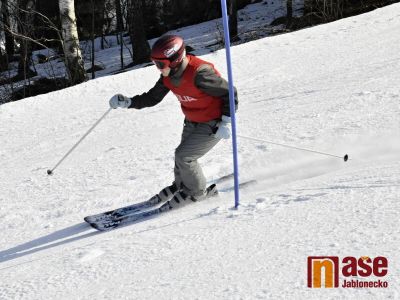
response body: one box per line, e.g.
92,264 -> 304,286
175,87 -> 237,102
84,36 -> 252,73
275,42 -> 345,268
151,58 -> 171,70
151,49 -> 184,70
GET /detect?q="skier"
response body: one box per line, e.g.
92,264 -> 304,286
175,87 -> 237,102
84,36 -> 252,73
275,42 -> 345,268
109,34 -> 238,211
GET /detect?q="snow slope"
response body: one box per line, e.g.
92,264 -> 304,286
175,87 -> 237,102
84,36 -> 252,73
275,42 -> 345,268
1,4 -> 400,299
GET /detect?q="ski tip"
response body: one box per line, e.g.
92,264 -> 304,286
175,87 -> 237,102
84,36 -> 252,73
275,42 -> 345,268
84,217 -> 120,231
208,183 -> 217,190
84,217 -> 104,231
207,184 -> 218,197
88,222 -> 106,231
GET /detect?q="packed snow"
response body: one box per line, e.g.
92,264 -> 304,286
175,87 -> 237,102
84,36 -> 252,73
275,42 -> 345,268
1,3 -> 400,299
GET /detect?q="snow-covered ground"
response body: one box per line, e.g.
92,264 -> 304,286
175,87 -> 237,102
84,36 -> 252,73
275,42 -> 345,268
1,3 -> 400,299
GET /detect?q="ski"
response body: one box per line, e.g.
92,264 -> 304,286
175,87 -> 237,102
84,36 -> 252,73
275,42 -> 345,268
219,179 -> 257,192
86,184 -> 219,231
84,173 -> 236,224
84,194 -> 162,224
85,180 -> 256,231
213,172 -> 234,183
89,201 -> 170,231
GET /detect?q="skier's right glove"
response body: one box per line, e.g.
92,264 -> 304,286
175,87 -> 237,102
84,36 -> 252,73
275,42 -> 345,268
109,94 -> 132,109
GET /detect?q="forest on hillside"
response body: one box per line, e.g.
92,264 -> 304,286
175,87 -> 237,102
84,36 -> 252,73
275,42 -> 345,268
0,0 -> 397,103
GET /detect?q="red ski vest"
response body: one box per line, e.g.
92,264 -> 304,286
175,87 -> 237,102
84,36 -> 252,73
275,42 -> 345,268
163,55 -> 223,123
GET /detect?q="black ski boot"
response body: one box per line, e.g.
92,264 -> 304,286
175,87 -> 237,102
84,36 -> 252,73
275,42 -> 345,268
160,184 -> 218,211
157,183 -> 179,202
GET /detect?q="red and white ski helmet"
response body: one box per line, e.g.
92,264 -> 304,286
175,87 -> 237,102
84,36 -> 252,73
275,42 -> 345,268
151,35 -> 185,69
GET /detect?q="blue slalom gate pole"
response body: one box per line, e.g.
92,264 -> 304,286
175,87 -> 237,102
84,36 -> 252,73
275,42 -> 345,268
220,0 -> 240,208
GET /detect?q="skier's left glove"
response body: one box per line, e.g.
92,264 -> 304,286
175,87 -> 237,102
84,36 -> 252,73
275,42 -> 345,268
214,116 -> 231,140
109,94 -> 131,109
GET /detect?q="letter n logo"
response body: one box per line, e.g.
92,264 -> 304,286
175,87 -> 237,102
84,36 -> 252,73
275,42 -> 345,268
307,256 -> 339,288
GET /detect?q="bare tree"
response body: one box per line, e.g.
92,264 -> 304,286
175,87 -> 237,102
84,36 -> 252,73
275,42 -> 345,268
305,0 -> 347,21
90,0 -> 95,79
17,0 -> 37,79
0,1 -> 68,101
115,0 -> 124,69
0,1 -> 8,70
126,0 -> 150,65
115,0 -> 123,33
0,48 -> 7,71
287,0 -> 293,20
228,0 -> 238,40
1,0 -> 15,58
58,0 -> 86,85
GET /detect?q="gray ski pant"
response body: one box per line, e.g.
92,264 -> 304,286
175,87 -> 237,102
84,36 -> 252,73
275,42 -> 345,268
174,119 -> 221,197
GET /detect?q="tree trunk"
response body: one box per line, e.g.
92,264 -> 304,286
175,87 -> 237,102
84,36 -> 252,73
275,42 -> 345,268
115,0 -> 124,69
0,48 -> 7,71
17,0 -> 36,78
287,0 -> 293,27
115,0 -> 124,33
1,0 -> 15,57
127,0 -> 150,65
98,0 -> 106,49
58,0 -> 87,85
0,1 -> 8,70
228,0 -> 238,40
90,0 -> 95,79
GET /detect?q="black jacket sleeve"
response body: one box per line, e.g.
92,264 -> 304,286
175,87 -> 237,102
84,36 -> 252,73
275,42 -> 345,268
194,65 -> 238,117
129,76 -> 170,109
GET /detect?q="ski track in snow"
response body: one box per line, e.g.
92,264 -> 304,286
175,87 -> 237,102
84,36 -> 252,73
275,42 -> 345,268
1,3 -> 400,299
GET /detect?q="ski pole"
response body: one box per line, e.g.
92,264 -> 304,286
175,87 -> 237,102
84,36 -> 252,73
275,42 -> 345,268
47,108 -> 113,175
237,134 -> 349,162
